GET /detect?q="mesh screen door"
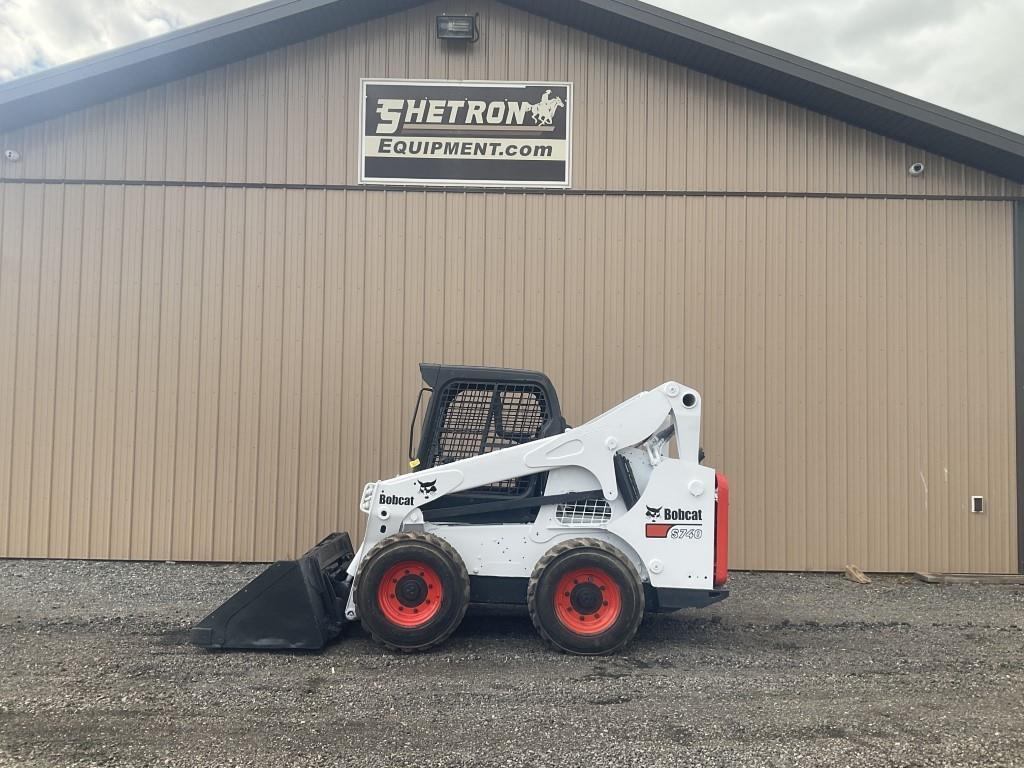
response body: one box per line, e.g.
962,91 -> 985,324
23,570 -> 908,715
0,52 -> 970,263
429,381 -> 551,495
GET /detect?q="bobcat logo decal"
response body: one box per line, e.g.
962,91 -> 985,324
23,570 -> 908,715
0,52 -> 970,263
416,479 -> 438,497
645,506 -> 662,520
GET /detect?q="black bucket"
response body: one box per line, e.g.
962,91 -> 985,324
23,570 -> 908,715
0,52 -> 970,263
190,532 -> 355,651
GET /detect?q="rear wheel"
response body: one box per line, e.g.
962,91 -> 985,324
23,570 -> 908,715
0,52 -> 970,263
528,538 -> 644,655
355,533 -> 470,652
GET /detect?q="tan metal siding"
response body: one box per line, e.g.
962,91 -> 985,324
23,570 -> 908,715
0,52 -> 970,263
1,0 -> 1021,199
0,0 -> 1020,571
0,183 -> 1016,571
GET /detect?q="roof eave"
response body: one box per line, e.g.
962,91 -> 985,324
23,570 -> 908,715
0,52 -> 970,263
0,0 -> 420,134
507,0 -> 1024,185
1,0 -> 1023,185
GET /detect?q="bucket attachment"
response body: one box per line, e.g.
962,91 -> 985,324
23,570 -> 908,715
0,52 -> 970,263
190,532 -> 355,651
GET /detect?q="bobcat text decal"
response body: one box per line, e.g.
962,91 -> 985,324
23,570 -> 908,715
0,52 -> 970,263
379,493 -> 415,506
645,505 -> 704,539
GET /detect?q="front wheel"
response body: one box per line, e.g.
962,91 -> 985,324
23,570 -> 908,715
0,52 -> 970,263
354,533 -> 470,652
527,538 -> 644,655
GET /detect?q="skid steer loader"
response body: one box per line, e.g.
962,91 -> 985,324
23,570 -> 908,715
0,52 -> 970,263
191,364 -> 729,655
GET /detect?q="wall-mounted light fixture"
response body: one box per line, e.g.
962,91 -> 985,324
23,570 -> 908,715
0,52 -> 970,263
436,14 -> 478,42
3,149 -> 21,162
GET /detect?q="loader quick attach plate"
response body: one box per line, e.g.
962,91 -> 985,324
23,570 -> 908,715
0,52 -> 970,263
190,532 -> 354,651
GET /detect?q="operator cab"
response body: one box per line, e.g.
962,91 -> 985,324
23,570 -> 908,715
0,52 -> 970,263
409,364 -> 567,524
408,364 -> 699,523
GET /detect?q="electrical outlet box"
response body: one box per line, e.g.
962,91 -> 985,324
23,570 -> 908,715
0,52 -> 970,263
970,495 -> 984,514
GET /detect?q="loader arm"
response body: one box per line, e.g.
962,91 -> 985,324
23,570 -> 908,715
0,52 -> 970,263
350,382 -> 704,578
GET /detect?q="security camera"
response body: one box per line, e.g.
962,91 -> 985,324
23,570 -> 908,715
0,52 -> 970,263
3,149 -> 20,162
908,161 -> 925,176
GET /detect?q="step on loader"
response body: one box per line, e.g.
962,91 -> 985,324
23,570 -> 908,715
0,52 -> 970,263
191,363 -> 729,655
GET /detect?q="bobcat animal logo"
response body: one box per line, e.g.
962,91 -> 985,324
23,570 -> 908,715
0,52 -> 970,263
416,479 -> 438,497
645,506 -> 662,520
530,90 -> 565,126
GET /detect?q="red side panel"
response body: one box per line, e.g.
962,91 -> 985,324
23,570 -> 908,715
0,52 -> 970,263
645,523 -> 673,538
714,472 -> 729,586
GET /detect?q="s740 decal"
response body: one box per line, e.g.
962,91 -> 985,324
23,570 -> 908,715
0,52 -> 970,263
646,523 -> 703,539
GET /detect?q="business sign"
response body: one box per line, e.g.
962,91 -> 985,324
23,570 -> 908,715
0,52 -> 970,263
360,79 -> 572,188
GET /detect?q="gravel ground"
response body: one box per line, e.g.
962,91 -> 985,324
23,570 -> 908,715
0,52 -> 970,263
0,560 -> 1022,768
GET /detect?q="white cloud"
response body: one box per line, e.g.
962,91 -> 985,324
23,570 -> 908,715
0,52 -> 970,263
1,0 -> 1022,134
0,0 -> 251,80
656,0 -> 1024,134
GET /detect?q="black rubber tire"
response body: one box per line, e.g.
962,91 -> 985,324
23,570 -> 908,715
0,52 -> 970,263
354,532 -> 470,653
527,538 -> 645,655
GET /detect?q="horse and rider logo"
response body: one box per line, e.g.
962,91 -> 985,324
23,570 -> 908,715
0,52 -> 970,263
529,89 -> 565,126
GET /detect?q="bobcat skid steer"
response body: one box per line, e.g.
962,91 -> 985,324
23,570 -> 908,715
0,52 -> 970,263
191,364 -> 729,656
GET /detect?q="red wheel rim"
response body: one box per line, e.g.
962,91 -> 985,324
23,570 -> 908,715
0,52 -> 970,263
553,566 -> 621,635
377,560 -> 444,628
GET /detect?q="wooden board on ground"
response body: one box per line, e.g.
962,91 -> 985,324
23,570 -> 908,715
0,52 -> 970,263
915,572 -> 1024,585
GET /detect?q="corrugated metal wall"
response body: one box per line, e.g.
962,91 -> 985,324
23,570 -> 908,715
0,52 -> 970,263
0,186 -> 1016,571
0,0 -> 1018,571
2,0 -> 1022,199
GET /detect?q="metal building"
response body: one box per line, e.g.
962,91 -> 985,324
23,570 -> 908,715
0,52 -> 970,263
1,0 -> 1023,573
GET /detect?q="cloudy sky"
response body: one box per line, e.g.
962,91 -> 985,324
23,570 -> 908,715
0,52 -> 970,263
1,0 -> 1022,134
